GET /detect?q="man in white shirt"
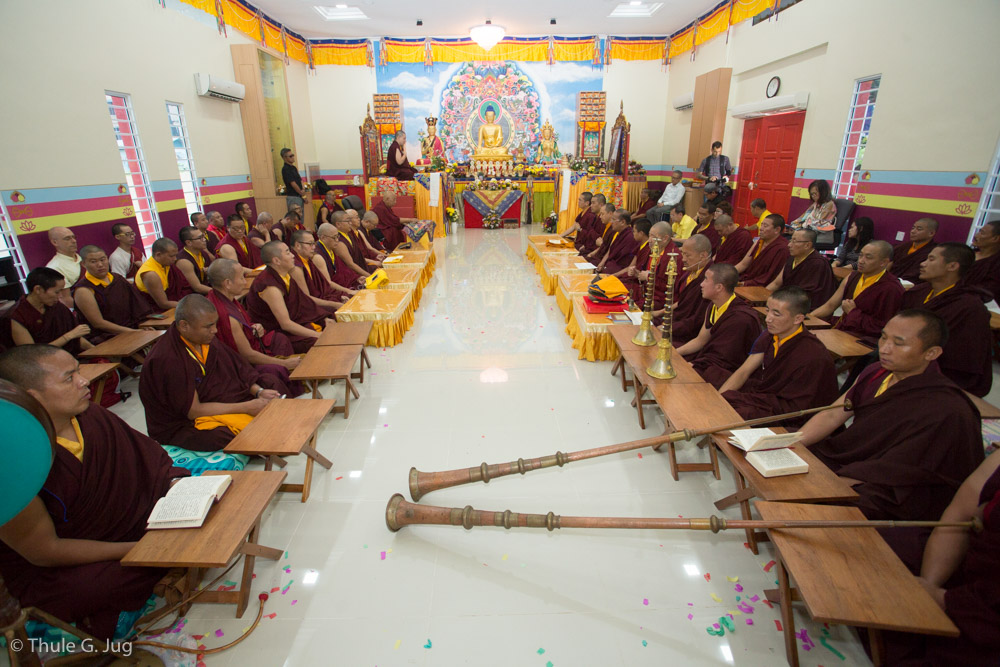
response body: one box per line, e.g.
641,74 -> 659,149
44,226 -> 82,308
108,223 -> 145,280
647,170 -> 685,222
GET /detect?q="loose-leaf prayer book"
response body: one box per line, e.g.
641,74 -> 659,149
146,474 -> 232,530
575,262 -> 597,270
727,428 -> 803,452
745,448 -> 809,478
545,238 -> 567,246
383,255 -> 404,264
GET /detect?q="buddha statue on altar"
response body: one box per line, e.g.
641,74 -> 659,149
473,106 -> 510,160
538,119 -> 558,163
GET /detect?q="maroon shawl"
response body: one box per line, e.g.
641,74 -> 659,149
175,248 -> 213,286
740,235 -> 790,286
293,252 -> 337,302
714,226 -> 753,266
0,405 -> 188,638
686,297 -> 761,388
386,141 -> 416,180
353,228 -> 380,261
644,240 -> 686,314
811,363 -> 983,521
834,271 -> 905,339
670,262 -> 711,344
692,222 -> 721,253
373,200 -> 406,251
901,283 -> 992,396
316,239 -> 361,289
779,251 -> 836,308
573,209 -> 600,255
890,240 -> 936,283
2,297 -> 81,356
362,226 -> 386,252
245,266 -> 327,353
72,273 -> 151,343
963,250 -> 1000,303
623,242 -> 650,303
217,234 -> 261,269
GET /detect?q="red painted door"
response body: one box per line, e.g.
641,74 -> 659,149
734,111 -> 805,227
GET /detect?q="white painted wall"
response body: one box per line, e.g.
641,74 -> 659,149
602,59 -> 669,167
307,66 -> 379,171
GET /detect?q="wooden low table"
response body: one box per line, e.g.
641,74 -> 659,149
79,362 -> 120,404
122,470 -> 286,618
648,382 -> 734,480
139,308 -> 175,329
815,328 -> 873,371
224,399 -> 335,502
753,306 -> 829,329
315,321 -> 373,371
621,344 -> 702,429
755,501 -> 959,666
609,324 -> 660,393
78,329 -> 164,366
735,285 -> 772,305
711,432 -> 858,553
290,344 -> 364,418
334,289 -> 414,348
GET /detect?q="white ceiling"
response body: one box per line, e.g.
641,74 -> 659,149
250,0 -> 724,40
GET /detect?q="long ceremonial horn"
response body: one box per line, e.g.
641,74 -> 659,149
386,494 -> 983,534
408,402 -> 847,501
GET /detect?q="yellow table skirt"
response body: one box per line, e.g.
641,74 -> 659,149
566,303 -> 619,362
383,266 -> 423,308
335,289 -> 415,347
556,273 -> 607,323
541,261 -> 592,295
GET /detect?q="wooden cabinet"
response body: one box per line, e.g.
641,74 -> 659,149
687,68 -> 732,171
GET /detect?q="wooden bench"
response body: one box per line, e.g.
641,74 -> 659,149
224,399 -> 335,502
609,324 -> 659,393
755,501 -> 959,666
78,329 -> 164,370
648,382 -> 735,480
966,391 -> 1000,419
122,470 -> 286,618
290,344 -> 364,418
753,306 -> 830,329
315,321 -> 373,372
711,432 -> 858,554
139,308 -> 175,329
815,328 -> 873,372
735,285 -> 772,306
78,362 -> 120,404
620,344 -> 703,429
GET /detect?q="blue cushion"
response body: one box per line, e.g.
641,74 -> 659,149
162,445 -> 249,476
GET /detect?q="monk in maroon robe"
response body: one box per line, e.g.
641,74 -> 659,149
692,204 -> 721,253
670,235 -> 712,344
135,238 -> 185,311
635,223 -> 685,322
800,310 -> 983,521
572,196 -> 604,256
630,189 -> 657,221
0,346 -> 190,639
217,215 -> 262,270
721,286 -> 838,425
766,229 -> 836,308
174,226 -> 215,296
205,259 -> 302,397
585,203 -> 617,262
361,212 -> 387,253
289,229 -> 343,311
1,268 -> 89,357
900,243 -> 992,396
620,220 -> 651,301
316,222 -> 363,292
269,211 -> 305,244
811,240 -> 904,339
140,296 -> 280,452
712,214 -> 753,266
890,217 -> 938,283
352,211 -> 385,264
372,192 -> 409,251
561,192 -> 594,240
246,241 -> 329,353
73,245 -> 151,344
386,131 -> 416,181
736,214 -> 790,286
593,209 -> 638,274
676,263 -> 761,388
965,220 -> 1000,302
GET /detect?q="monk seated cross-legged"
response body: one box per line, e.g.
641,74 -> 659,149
734,213 -> 790,287
289,229 -> 343,313
809,240 -> 904,340
675,263 -> 762,388
73,245 -> 152,344
593,209 -> 639,275
139,294 -> 280,453
765,228 -> 836,309
900,242 -> 992,396
217,213 -> 262,270
246,241 -> 332,353
585,202 -> 617,264
1,267 -> 91,356
797,310 -> 984,521
691,203 -> 721,254
890,216 -> 938,284
570,193 -> 604,255
617,218 -> 652,300
135,237 -> 186,311
560,191 -> 595,242
205,258 -> 302,396
314,221 -> 363,297
965,219 -> 1000,302
634,222 -> 684,324
174,225 -> 214,296
711,214 -> 754,267
669,233 -> 712,345
719,286 -> 839,426
349,209 -> 385,267
0,345 -> 191,640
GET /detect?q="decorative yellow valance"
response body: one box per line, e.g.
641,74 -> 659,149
312,40 -> 371,66
608,38 -> 668,63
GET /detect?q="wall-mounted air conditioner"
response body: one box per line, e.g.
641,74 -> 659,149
194,73 -> 245,103
729,92 -> 809,119
672,92 -> 695,110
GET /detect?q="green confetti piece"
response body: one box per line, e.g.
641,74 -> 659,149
641,640 -> 648,647
820,637 -> 846,660
719,616 -> 736,632
284,551 -> 289,559
223,580 -> 237,587
546,662 -> 553,667
423,639 -> 432,649
537,648 -> 545,655
363,544 -> 368,549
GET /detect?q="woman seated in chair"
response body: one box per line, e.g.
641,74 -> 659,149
832,216 -> 875,270
790,179 -> 837,242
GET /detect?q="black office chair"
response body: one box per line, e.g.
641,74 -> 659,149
814,198 -> 855,251
340,195 -> 365,213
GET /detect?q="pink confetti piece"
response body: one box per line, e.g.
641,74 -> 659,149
774,620 -> 783,631
270,587 -> 280,593
749,595 -> 760,602
687,614 -> 694,620
214,629 -> 224,638
762,599 -> 774,609
637,453 -> 643,459
335,476 -> 343,480
380,551 -> 386,560
642,598 -> 649,606
734,584 -> 744,592
265,613 -> 276,620
703,573 -> 711,582
746,619 -> 754,626
763,560 -> 777,572
713,623 -> 721,630
291,600 -> 297,605
687,602 -> 694,606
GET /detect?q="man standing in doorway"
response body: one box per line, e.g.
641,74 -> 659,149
281,147 -> 306,211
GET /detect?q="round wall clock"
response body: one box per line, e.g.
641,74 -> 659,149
766,76 -> 781,98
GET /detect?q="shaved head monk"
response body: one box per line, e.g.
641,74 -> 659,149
799,310 -> 983,521
620,219 -> 652,302
635,221 -> 684,320
583,198 -> 613,260
735,213 -> 790,286
561,191 -> 594,241
44,226 -> 82,308
174,225 -> 214,296
572,193 -> 604,255
206,258 -> 302,396
360,210 -> 387,254
720,286 -> 838,425
140,294 -> 280,452
217,214 -> 262,270
289,229 -> 343,311
675,263 -> 761,388
373,191 -> 419,251
245,241 -> 332,353
315,221 -> 363,294
0,345 -> 190,639
712,214 -> 753,267
965,219 -> 1000,302
73,245 -> 151,343
810,240 -> 904,339
348,209 -> 385,266
594,209 -> 639,274
135,237 -> 185,311
765,228 -> 836,308
890,217 -> 938,283
337,210 -> 376,276
900,243 -> 992,396
2,267 -> 90,356
671,233 -> 713,345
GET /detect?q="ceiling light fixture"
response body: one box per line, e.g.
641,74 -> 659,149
469,20 -> 505,52
608,2 -> 663,18
314,5 -> 368,20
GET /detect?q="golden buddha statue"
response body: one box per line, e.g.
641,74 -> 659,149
538,119 -> 558,162
473,106 -> 510,160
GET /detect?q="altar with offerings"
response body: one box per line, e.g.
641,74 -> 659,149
462,187 -> 525,229
364,174 -> 454,238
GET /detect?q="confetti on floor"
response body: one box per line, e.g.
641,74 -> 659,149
687,614 -> 694,620
393,639 -> 401,650
774,620 -> 783,631
642,598 -> 649,606
820,637 -> 846,660
704,573 -> 711,582
763,560 -> 777,572
746,619 -> 754,626
214,629 -> 224,638
726,576 -> 739,582
537,648 -> 545,655
380,551 -> 386,560
264,613 -> 277,620
641,640 -> 648,647
291,600 -> 297,605
424,639 -> 432,649
710,593 -> 723,603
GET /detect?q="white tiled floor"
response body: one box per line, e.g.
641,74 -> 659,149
114,226 -> 873,665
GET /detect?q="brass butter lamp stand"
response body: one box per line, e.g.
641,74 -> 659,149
646,253 -> 679,379
631,237 -> 663,347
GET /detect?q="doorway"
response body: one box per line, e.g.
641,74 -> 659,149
734,111 -> 806,227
